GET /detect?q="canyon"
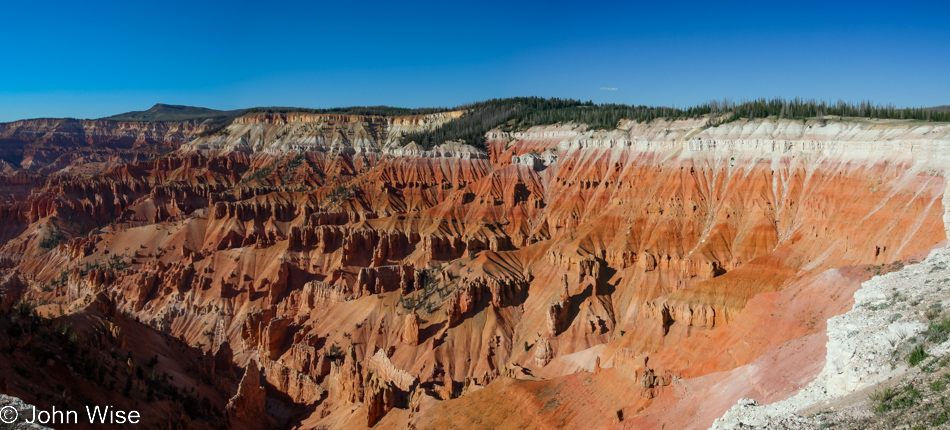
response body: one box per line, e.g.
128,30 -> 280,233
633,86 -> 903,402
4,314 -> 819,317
0,108 -> 948,429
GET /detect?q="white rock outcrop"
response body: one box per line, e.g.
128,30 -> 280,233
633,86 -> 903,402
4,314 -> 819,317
711,248 -> 950,429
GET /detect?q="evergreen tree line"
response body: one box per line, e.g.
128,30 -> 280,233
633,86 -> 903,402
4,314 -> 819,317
725,98 -> 950,122
398,97 -> 714,149
398,97 -> 950,150
228,98 -> 950,150
242,105 -> 447,117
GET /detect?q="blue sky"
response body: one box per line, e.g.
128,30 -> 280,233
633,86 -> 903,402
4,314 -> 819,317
1,0 -> 947,121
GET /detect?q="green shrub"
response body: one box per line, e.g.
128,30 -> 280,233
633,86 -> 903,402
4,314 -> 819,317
925,318 -> 950,343
870,386 -> 899,413
909,345 -> 929,366
933,410 -> 949,426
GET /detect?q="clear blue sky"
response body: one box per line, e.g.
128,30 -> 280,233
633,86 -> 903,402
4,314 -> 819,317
1,0 -> 947,121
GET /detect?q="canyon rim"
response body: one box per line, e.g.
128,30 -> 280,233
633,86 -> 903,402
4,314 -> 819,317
0,100 -> 948,429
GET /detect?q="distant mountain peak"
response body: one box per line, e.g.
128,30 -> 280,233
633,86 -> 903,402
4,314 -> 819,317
148,103 -> 206,111
102,104 -> 243,124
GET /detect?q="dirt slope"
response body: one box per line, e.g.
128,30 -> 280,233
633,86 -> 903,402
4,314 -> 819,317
0,115 -> 947,429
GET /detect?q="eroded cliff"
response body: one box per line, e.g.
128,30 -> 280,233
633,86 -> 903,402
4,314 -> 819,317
0,112 -> 948,429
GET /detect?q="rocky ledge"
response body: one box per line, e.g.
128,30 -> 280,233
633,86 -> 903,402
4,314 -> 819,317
713,247 -> 950,429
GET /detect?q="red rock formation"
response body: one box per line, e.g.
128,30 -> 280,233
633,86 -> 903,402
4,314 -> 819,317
227,361 -> 270,426
0,118 -> 206,171
402,310 -> 420,345
363,370 -> 396,427
3,114 -> 949,430
535,337 -> 554,367
328,346 -> 363,405
546,275 -> 571,335
264,359 -> 323,403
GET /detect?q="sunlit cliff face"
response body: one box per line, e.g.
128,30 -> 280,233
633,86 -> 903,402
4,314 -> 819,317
0,115 -> 948,429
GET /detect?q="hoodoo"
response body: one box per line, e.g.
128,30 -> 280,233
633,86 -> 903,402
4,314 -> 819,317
1,101 -> 949,429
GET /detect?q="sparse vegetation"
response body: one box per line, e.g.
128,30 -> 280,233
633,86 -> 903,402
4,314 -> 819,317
244,165 -> 274,183
327,343 -> 343,360
38,226 -> 67,250
930,380 -> 946,392
326,184 -> 356,206
282,153 -> 306,182
398,268 -> 449,315
927,303 -> 942,320
872,383 -> 922,414
198,123 -> 231,137
924,317 -> 950,344
0,297 -> 221,426
909,345 -> 929,366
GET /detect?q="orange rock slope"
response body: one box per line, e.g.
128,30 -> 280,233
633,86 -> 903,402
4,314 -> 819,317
0,113 -> 948,429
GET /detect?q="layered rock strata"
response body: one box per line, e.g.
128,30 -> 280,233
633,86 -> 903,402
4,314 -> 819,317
0,114 -> 948,429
